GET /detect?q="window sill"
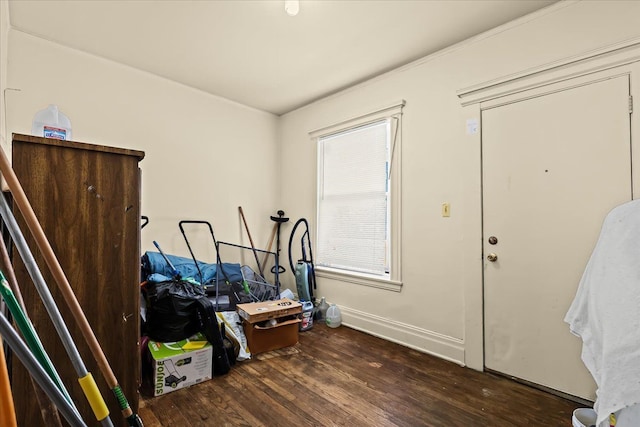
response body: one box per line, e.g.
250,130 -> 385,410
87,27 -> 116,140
315,267 -> 403,292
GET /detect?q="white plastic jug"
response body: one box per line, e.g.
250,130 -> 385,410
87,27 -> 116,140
32,104 -> 72,140
317,296 -> 329,322
326,304 -> 342,328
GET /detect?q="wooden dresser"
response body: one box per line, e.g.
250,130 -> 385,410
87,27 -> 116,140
9,133 -> 144,427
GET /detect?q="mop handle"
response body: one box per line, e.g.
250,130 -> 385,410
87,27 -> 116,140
0,146 -> 143,427
260,223 -> 278,271
0,273 -> 76,407
0,226 -> 63,427
152,240 -> 180,278
0,334 -> 17,427
0,312 -> 87,427
0,193 -> 113,426
238,206 -> 264,277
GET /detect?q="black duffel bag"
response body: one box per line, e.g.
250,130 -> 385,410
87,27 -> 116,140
144,279 -> 205,342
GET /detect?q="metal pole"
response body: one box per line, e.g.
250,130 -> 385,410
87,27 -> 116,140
0,312 -> 86,427
0,194 -> 115,427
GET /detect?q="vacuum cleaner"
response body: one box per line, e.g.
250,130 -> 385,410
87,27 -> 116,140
288,218 -> 316,303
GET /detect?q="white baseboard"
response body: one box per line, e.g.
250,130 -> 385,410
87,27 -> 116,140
338,306 -> 465,366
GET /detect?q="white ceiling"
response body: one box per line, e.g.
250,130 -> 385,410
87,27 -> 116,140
8,0 -> 556,116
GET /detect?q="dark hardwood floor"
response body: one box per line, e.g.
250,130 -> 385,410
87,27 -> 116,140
138,324 -> 581,426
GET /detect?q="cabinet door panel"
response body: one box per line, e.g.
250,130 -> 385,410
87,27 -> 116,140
10,134 -> 143,427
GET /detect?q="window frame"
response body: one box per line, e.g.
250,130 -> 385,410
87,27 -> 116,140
310,101 -> 404,292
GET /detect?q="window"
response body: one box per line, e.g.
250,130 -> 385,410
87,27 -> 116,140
311,101 -> 403,290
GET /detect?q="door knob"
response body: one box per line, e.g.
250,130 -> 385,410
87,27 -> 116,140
487,253 -> 498,262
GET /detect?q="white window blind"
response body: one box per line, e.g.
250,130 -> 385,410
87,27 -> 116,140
317,120 -> 390,276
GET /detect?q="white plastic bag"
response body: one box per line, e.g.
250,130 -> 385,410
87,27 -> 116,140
216,311 -> 251,361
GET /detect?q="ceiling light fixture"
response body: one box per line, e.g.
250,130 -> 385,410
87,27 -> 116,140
284,0 -> 299,16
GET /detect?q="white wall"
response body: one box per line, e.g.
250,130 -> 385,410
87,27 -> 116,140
4,30 -> 280,266
279,0 -> 640,367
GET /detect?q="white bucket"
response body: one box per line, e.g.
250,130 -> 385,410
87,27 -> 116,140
572,408 -> 597,427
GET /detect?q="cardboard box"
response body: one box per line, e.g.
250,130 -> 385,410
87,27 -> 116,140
242,317 -> 302,354
236,298 -> 302,323
147,333 -> 212,396
236,298 -> 302,354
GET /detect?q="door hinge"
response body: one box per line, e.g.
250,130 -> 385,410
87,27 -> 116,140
630,95 -> 634,114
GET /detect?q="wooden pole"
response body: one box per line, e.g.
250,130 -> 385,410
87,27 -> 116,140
0,336 -> 17,427
238,206 -> 264,277
260,223 -> 278,275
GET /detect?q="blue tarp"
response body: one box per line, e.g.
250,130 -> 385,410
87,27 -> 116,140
142,251 -> 243,285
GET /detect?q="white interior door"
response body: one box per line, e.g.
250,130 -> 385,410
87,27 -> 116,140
482,74 -> 632,400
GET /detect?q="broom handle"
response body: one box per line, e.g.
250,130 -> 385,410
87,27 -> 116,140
0,272 -> 79,412
238,206 -> 264,277
0,335 -> 17,427
0,233 -> 25,309
0,312 -> 86,427
0,147 -> 141,426
260,224 -> 278,273
0,194 -> 114,426
0,234 -> 64,427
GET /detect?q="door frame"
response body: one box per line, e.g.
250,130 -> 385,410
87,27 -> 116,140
458,39 -> 640,372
